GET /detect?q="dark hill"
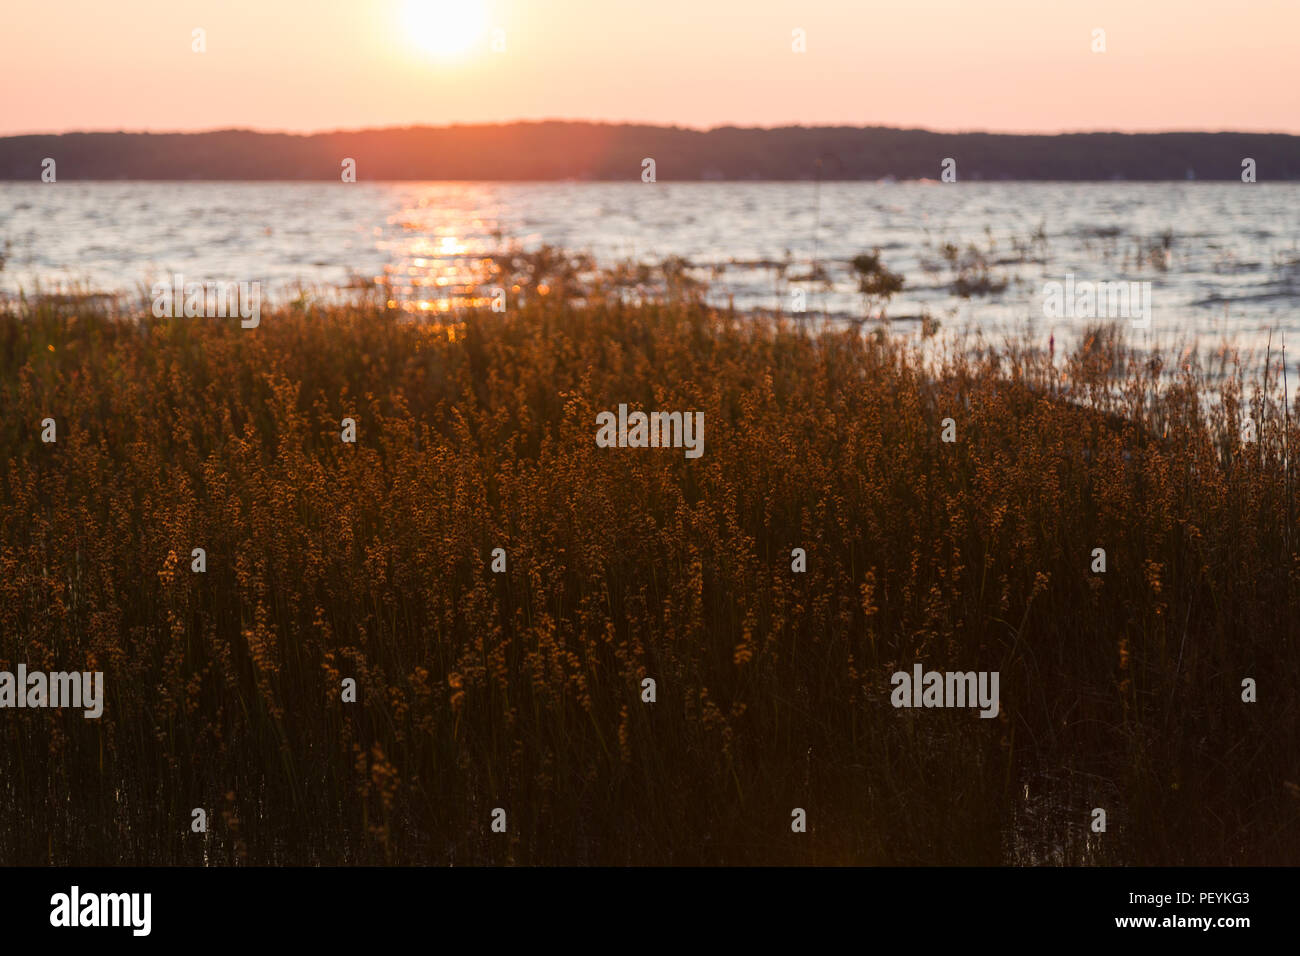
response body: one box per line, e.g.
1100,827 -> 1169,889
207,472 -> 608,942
2,123 -> 1297,181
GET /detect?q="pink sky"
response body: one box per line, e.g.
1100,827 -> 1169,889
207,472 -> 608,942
2,0 -> 1297,136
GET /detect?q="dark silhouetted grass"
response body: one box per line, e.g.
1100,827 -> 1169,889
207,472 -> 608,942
0,292 -> 1296,864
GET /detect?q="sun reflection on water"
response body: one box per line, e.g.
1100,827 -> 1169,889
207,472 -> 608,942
369,190 -> 510,313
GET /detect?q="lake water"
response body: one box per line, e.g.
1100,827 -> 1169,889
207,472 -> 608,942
2,181 -> 1297,366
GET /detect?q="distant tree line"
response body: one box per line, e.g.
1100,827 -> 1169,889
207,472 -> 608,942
1,122 -> 1297,181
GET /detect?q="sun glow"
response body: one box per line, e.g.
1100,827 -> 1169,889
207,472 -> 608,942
403,0 -> 489,58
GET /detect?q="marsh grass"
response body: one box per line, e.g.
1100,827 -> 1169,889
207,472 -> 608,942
0,292 -> 1296,865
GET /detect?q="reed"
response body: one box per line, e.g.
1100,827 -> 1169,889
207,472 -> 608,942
0,292 -> 1295,864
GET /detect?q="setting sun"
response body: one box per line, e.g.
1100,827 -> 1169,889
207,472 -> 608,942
403,0 -> 488,58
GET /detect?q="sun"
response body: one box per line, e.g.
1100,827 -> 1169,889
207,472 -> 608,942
403,0 -> 489,58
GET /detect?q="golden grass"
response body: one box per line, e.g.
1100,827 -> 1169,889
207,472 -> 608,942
0,293 -> 1296,864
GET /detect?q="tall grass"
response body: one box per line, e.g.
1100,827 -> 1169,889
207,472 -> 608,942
0,292 -> 1296,864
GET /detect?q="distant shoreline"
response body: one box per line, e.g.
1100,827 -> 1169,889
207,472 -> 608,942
4,178 -> 1299,185
2,123 -> 1298,181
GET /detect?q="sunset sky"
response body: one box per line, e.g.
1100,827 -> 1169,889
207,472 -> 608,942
2,0 -> 1297,136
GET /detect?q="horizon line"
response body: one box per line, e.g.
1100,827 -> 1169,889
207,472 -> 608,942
4,120 -> 1299,139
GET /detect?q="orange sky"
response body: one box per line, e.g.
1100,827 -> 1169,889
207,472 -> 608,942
2,0 -> 1296,136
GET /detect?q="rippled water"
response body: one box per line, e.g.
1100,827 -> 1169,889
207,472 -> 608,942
2,181 -> 1297,360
